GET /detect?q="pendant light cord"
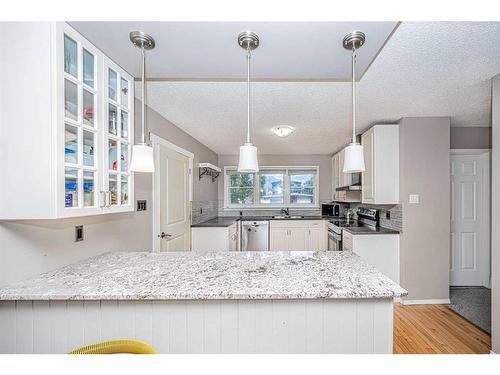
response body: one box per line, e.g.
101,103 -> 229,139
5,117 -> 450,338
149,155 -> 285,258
351,45 -> 357,144
246,48 -> 251,144
141,46 -> 146,145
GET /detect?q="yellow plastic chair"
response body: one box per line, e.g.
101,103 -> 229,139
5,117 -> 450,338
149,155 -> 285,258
70,339 -> 157,354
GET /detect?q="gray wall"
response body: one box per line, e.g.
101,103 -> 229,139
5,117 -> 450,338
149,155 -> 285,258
0,101 -> 218,287
217,154 -> 333,206
492,74 -> 500,353
450,127 -> 491,149
399,117 -> 451,302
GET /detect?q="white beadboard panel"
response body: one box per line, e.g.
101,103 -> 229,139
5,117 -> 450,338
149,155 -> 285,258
169,301 -> 187,353
83,301 -> 101,346
50,301 -> 69,353
0,301 -> 16,353
151,301 -> 170,353
101,300 -> 119,341
219,301 -> 238,353
238,300 -> 256,353
0,299 -> 394,354
15,301 -> 33,353
66,300 -> 84,351
33,301 -> 51,353
305,300 -> 324,353
134,302 -> 153,345
186,301 -> 204,353
203,301 -> 221,353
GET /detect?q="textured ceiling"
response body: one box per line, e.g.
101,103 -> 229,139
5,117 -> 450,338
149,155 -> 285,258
135,22 -> 500,155
70,21 -> 397,80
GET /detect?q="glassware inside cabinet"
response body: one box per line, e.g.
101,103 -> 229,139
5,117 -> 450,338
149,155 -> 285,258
65,168 -> 78,207
64,35 -> 78,78
108,139 -> 118,170
108,104 -> 117,135
83,171 -> 95,207
64,79 -> 78,121
121,176 -> 129,205
83,49 -> 94,88
120,77 -> 129,108
108,68 -> 117,102
83,131 -> 95,167
109,174 -> 118,205
65,124 -> 78,164
83,89 -> 94,127
121,111 -> 129,139
121,145 -> 128,172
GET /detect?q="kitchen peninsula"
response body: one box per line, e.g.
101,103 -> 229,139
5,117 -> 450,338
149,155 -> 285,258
0,251 -> 406,354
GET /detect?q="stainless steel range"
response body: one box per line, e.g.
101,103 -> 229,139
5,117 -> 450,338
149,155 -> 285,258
327,208 -> 380,251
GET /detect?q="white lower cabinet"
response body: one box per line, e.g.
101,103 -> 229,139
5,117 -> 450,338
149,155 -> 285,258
270,220 -> 327,251
345,232 -> 400,283
191,223 -> 239,252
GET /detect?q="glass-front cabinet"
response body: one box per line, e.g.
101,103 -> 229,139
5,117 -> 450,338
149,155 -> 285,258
61,26 -> 134,216
0,22 -> 135,219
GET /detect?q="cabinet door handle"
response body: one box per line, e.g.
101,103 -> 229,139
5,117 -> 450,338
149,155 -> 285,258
106,191 -> 112,208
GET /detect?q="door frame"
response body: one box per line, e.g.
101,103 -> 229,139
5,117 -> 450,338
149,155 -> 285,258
151,133 -> 194,252
450,148 -> 491,287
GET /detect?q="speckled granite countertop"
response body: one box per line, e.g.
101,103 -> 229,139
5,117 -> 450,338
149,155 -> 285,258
0,251 -> 407,301
191,216 -> 332,227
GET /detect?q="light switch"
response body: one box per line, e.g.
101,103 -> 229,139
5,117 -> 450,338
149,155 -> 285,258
409,194 -> 420,204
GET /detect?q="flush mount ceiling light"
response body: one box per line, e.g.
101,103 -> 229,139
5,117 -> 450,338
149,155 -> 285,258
237,31 -> 260,173
342,31 -> 366,173
129,31 -> 156,173
272,126 -> 295,138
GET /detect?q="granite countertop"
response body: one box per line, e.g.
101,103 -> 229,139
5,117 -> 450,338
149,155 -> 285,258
191,215 -> 330,227
342,226 -> 400,235
0,251 -> 407,301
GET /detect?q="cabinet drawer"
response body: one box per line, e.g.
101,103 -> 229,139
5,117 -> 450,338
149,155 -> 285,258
342,231 -> 353,251
270,220 -> 324,229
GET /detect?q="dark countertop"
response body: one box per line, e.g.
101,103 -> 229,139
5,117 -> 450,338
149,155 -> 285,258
342,226 -> 400,235
191,215 -> 332,228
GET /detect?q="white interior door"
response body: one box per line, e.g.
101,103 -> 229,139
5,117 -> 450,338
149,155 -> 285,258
450,152 -> 490,286
154,137 -> 192,252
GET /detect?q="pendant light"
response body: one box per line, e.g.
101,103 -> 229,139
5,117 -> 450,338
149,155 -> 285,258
342,31 -> 366,173
237,31 -> 260,173
129,31 -> 156,173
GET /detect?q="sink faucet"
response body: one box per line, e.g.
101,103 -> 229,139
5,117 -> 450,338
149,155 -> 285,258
281,207 -> 290,216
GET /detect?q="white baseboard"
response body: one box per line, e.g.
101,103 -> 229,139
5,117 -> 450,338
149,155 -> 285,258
402,299 -> 451,305
491,350 -> 496,354
394,297 -> 402,304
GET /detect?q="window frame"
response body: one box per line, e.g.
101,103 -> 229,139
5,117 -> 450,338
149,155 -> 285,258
224,166 -> 320,209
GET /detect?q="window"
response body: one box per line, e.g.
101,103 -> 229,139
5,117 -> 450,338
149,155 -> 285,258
290,171 -> 316,204
225,166 -> 318,208
228,172 -> 254,205
259,171 -> 284,204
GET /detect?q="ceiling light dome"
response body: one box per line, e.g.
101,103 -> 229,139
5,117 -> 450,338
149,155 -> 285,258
272,126 -> 295,137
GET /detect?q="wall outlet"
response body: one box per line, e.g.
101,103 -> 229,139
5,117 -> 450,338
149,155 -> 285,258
385,211 -> 391,220
137,200 -> 147,211
409,194 -> 420,204
200,207 -> 203,215
75,225 -> 84,242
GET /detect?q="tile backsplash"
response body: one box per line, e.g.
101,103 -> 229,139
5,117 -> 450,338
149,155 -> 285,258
350,203 -> 403,232
191,200 -> 219,225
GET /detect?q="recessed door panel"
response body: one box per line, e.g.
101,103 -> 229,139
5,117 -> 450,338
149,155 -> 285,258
460,232 -> 476,270
461,182 -> 476,220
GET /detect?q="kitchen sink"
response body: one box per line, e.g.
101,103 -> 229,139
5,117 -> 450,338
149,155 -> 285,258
271,215 -> 304,219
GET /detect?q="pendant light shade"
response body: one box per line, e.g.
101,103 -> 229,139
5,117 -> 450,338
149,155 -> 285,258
343,31 -> 366,173
237,31 -> 260,173
343,142 -> 365,173
238,143 -> 259,173
130,144 -> 155,173
129,31 -> 156,173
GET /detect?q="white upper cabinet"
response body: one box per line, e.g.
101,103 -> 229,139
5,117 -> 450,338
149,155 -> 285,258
0,23 -> 134,219
361,124 -> 399,205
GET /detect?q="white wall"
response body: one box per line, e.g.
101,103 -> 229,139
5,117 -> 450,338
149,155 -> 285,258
399,117 -> 451,302
0,102 -> 218,287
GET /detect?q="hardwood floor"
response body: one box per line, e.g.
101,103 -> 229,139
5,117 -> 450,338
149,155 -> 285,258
393,303 -> 491,354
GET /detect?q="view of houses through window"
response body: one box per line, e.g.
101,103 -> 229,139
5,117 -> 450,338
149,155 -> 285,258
226,167 -> 318,207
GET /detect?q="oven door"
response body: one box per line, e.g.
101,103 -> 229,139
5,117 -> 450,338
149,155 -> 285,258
328,229 -> 342,251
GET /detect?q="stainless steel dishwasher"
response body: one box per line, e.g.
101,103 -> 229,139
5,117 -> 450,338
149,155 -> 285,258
241,220 -> 269,251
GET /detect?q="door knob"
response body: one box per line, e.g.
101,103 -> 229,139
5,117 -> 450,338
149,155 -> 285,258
159,232 -> 172,239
